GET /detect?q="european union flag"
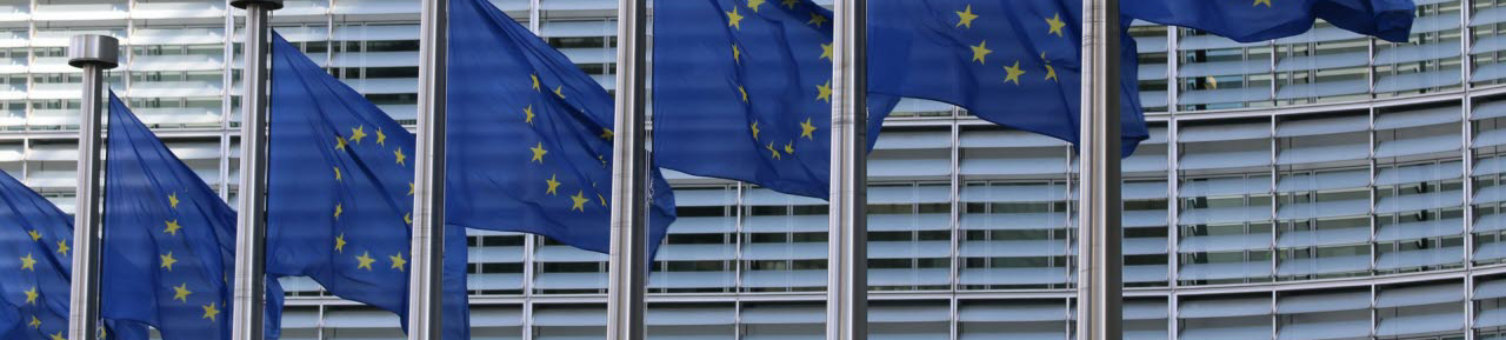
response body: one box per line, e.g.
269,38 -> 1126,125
266,33 -> 470,339
101,92 -> 284,340
653,0 -> 901,199
0,150 -> 152,340
867,0 -> 1149,155
1123,0 -> 1415,43
447,0 -> 677,256
0,168 -> 83,340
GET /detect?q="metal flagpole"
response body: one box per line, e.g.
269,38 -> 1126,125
409,0 -> 448,337
606,0 -> 650,338
229,0 -> 282,338
66,34 -> 117,340
827,0 -> 868,339
1076,0 -> 1123,339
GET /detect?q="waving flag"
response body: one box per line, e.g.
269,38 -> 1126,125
653,0 -> 901,199
1123,0 -> 1415,43
447,0 -> 677,256
267,33 -> 469,339
0,143 -> 152,340
101,92 -> 283,340
867,0 -> 1148,156
0,169 -> 85,340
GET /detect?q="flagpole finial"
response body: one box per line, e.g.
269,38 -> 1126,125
67,35 -> 118,69
230,0 -> 284,10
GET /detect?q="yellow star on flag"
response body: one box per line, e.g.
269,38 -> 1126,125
376,129 -> 388,146
335,135 -> 348,151
600,128 -> 614,140
571,191 -> 590,212
333,166 -> 342,181
971,40 -> 992,64
49,331 -> 64,340
739,86 -> 748,102
20,253 -> 35,271
55,240 -> 68,255
389,253 -> 407,271
202,302 -> 220,322
172,283 -> 192,302
1004,60 -> 1026,85
333,203 -> 344,220
1045,63 -> 1058,82
748,0 -> 765,12
727,7 -> 745,29
530,142 -> 548,163
546,174 -> 562,195
404,212 -> 413,225
782,0 -> 798,8
531,73 -> 541,91
356,251 -> 376,270
28,315 -> 39,328
168,193 -> 180,209
956,5 -> 979,28
808,12 -> 828,27
554,85 -> 567,99
767,142 -> 782,160
24,286 -> 37,304
1046,13 -> 1066,37
597,193 -> 608,207
732,44 -> 742,63
820,43 -> 833,60
161,252 -> 178,271
335,234 -> 347,253
164,219 -> 182,236
817,80 -> 832,102
1254,0 -> 1272,7
801,118 -> 817,139
394,147 -> 407,165
349,126 -> 368,144
784,141 -> 794,154
750,121 -> 762,140
27,229 -> 39,241
524,105 -> 535,125
408,182 -> 415,196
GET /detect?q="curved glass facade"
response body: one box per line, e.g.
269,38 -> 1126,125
6,0 -> 1506,339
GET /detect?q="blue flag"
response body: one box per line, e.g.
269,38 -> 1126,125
1123,0 -> 1415,43
0,152 -> 151,340
101,92 -> 283,340
866,0 -> 1149,156
448,0 -> 677,256
0,169 -> 83,340
267,33 -> 469,339
653,0 -> 902,199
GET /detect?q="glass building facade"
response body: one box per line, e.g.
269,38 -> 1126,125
6,0 -> 1506,339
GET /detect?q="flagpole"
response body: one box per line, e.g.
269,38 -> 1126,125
828,0 -> 868,339
229,1 -> 281,339
606,0 -> 649,338
1077,0 -> 1123,339
66,34 -> 117,340
409,0 -> 448,338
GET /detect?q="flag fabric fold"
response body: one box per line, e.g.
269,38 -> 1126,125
653,0 -> 902,199
101,91 -> 283,340
447,0 -> 677,256
866,0 -> 1149,156
267,33 -> 470,339
1122,0 -> 1416,43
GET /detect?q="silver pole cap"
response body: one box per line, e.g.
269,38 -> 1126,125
231,0 -> 284,10
67,35 -> 119,69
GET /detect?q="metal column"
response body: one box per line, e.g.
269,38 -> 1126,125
229,0 -> 282,339
1076,0 -> 1123,339
409,0 -> 449,338
606,0 -> 650,338
66,34 -> 117,340
827,0 -> 868,339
